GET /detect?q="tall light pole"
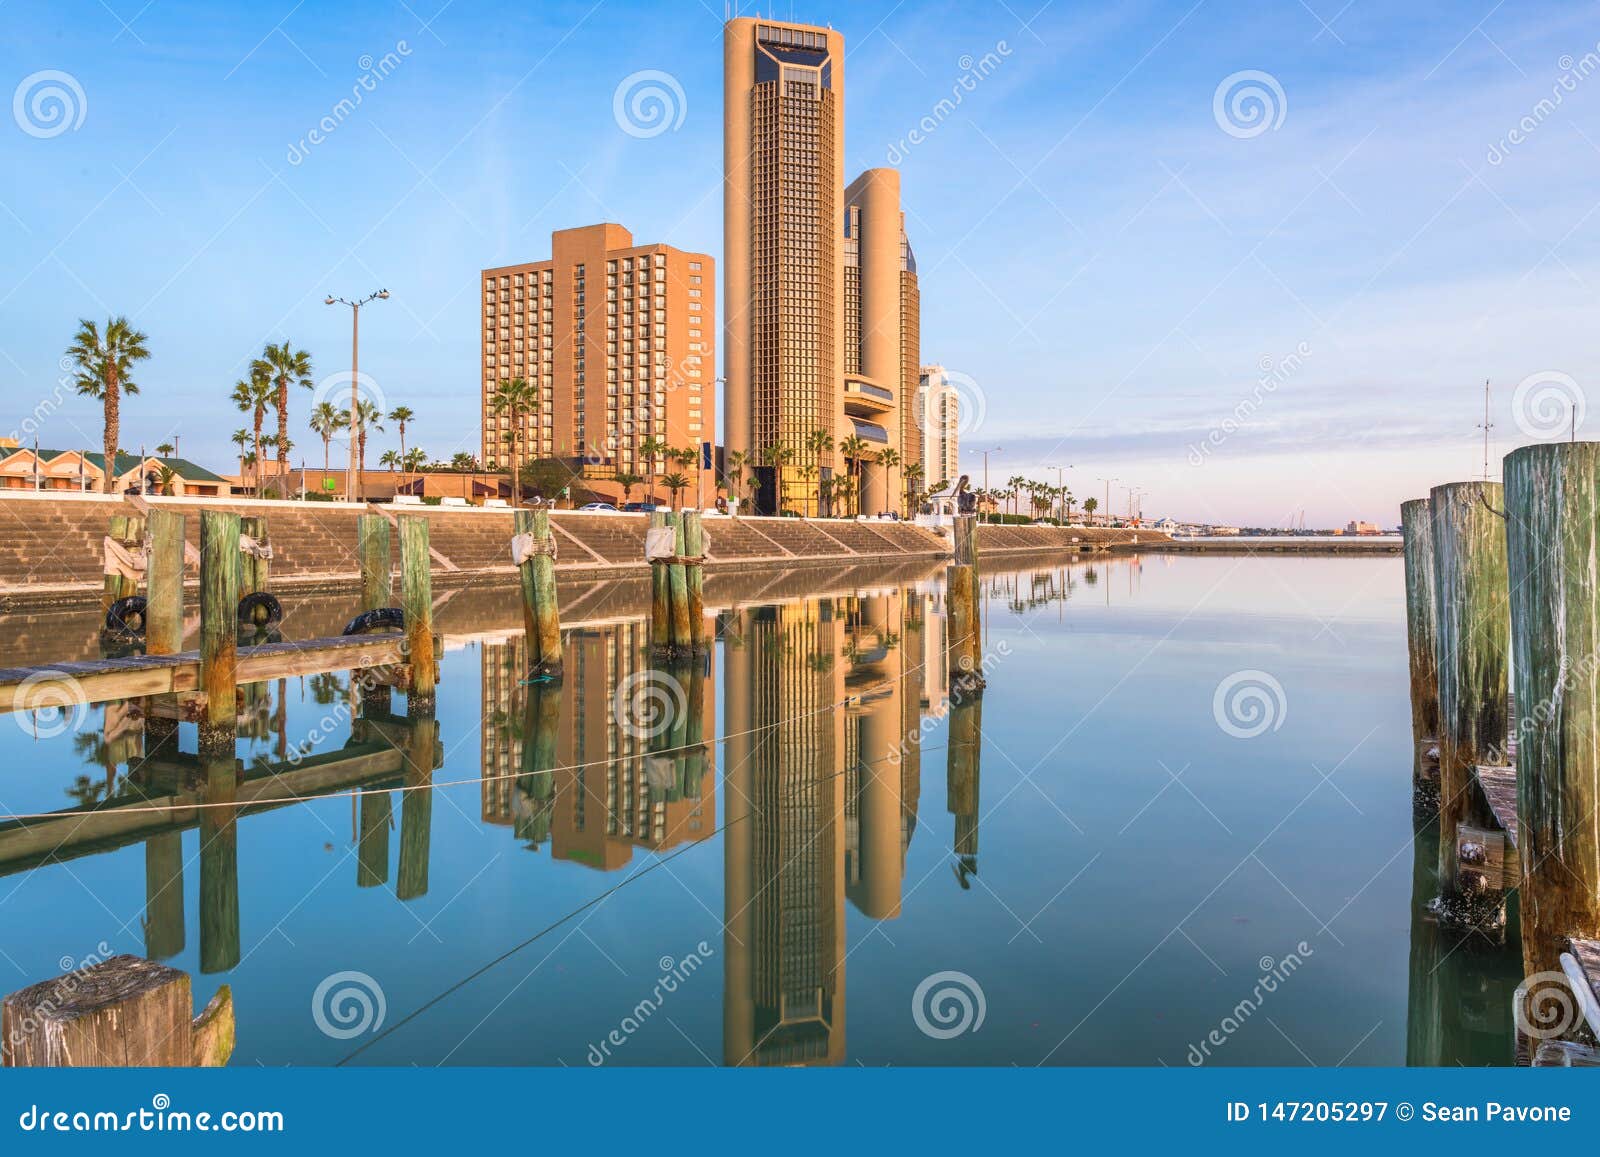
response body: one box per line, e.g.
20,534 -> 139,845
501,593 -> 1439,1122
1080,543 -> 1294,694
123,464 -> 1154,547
1098,476 -> 1118,528
1051,463 -> 1073,524
325,289 -> 388,501
972,446 -> 1001,523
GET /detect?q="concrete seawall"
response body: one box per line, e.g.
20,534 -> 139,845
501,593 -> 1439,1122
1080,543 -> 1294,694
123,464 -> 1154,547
0,494 -> 1163,610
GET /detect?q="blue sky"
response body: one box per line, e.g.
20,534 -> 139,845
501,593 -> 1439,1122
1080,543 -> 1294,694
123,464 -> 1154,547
2,0 -> 1597,525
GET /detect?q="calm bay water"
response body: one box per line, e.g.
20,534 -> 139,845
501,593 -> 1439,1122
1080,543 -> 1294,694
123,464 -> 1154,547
0,553 -> 1522,1066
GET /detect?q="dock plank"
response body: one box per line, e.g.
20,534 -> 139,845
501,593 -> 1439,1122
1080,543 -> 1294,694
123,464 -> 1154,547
1474,763 -> 1519,848
0,633 -> 409,714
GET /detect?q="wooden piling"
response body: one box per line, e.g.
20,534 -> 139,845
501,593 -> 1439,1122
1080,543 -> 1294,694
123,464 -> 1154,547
1504,442 -> 1600,978
237,515 -> 268,596
198,510 -> 240,753
398,515 -> 436,711
197,751 -> 240,975
356,513 -> 392,611
682,511 -> 707,654
356,791 -> 393,888
668,513 -> 692,657
952,512 -> 979,567
946,513 -> 984,694
397,711 -> 437,902
649,511 -> 671,657
101,513 -> 144,612
144,509 -> 184,656
1401,498 -> 1441,815
142,831 -> 186,960
947,694 -> 982,885
2,954 -> 233,1067
1429,481 -> 1510,918
514,508 -> 563,680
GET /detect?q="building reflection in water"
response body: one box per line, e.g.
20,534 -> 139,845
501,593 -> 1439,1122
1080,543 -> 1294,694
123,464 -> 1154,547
721,584 -> 940,1066
480,626 -> 716,869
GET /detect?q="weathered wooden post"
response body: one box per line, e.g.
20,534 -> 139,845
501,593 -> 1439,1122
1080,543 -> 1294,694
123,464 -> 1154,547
947,694 -> 982,886
142,831 -> 186,960
357,513 -> 392,610
356,790 -> 393,888
515,682 -> 561,847
198,753 -> 240,975
101,513 -> 144,611
1401,498 -> 1441,816
1429,481 -> 1510,924
397,711 -> 438,902
144,508 -> 185,655
2,955 -> 233,1067
946,511 -> 983,694
513,508 -> 563,681
668,512 -> 691,657
1504,442 -> 1600,979
682,511 -> 708,654
198,510 -> 240,754
398,514 -> 436,712
647,511 -> 672,658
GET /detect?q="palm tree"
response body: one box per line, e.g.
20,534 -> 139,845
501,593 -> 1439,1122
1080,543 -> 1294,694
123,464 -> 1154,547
253,341 -> 314,483
615,471 -> 643,504
802,429 -> 834,517
902,461 -> 925,518
346,399 -> 383,479
760,442 -> 794,514
724,449 -> 748,503
638,435 -> 669,502
155,441 -> 175,457
837,434 -> 869,517
876,447 -> 901,516
231,429 -> 251,482
309,400 -> 341,480
661,471 -> 690,509
1007,475 -> 1026,518
401,447 -> 427,474
387,405 -> 415,464
450,451 -> 479,471
232,366 -> 274,471
490,377 -> 536,505
1083,496 -> 1099,525
379,449 -> 400,473
155,465 -> 176,496
66,317 -> 150,493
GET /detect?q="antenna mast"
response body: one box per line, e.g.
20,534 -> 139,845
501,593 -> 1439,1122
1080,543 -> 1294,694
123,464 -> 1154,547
1476,379 -> 1494,480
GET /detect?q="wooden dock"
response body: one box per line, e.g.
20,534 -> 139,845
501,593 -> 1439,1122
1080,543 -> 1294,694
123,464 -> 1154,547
0,633 -> 417,715
0,741 -> 406,875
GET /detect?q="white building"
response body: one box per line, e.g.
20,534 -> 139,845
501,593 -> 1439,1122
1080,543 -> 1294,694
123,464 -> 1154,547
916,364 -> 960,493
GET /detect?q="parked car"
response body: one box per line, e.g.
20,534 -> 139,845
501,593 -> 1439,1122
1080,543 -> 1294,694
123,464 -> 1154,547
578,502 -> 618,512
621,501 -> 662,513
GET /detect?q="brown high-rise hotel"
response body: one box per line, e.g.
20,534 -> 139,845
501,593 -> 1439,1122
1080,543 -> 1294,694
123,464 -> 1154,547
724,17 -> 921,516
481,224 -> 715,503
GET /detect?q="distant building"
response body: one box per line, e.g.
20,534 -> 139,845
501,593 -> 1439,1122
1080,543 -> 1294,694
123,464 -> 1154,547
0,447 -> 227,496
916,365 -> 959,492
1205,525 -> 1242,536
482,223 -> 714,505
1346,519 -> 1380,536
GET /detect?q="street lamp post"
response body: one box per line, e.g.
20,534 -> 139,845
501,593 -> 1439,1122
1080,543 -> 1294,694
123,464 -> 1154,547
325,289 -> 389,501
1098,477 -> 1118,528
972,447 -> 1001,523
1051,463 -> 1073,524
